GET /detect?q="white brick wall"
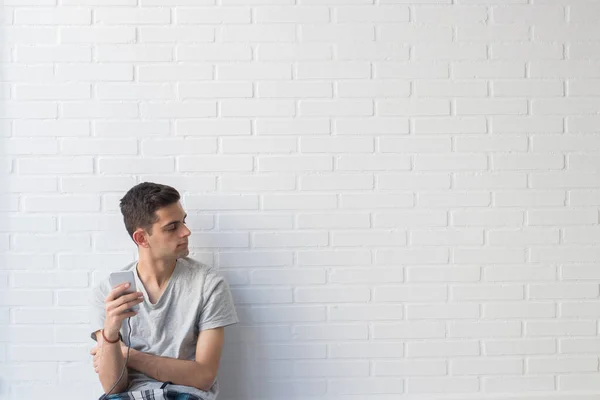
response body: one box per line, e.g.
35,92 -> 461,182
2,1 -> 600,399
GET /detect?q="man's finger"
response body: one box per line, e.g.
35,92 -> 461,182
105,283 -> 132,302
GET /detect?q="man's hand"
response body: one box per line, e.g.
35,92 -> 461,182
90,342 -> 130,374
91,344 -> 101,374
103,283 -> 144,341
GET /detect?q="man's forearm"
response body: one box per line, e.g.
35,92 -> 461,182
127,349 -> 215,392
98,335 -> 128,394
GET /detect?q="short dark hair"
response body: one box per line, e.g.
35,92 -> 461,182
120,182 -> 180,239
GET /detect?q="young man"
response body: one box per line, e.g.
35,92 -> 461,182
89,182 -> 238,400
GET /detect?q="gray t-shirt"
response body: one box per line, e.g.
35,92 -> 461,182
89,257 -> 238,399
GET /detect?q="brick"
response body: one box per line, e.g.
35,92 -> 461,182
531,61 -> 600,78
483,265 -> 556,282
373,359 -> 447,376
256,6 -> 330,23
302,24 -> 374,41
176,7 -> 250,23
300,100 -> 373,116
450,210 -> 524,226
263,194 -> 337,209
16,45 -> 91,62
483,303 -> 556,319
60,27 -> 136,44
455,248 -> 526,264
491,116 -> 563,133
380,137 -> 452,153
378,99 -> 450,116
56,64 -> 133,81
491,43 -> 564,60
139,27 -> 214,43
293,325 -> 368,340
375,285 -> 446,302
222,100 -> 295,117
457,25 -> 529,42
407,304 -> 480,319
177,119 -> 250,136
222,25 -> 295,42
99,157 -> 174,173
251,269 -> 325,284
300,174 -> 373,191
257,82 -> 331,98
415,117 -> 487,134
95,120 -> 170,136
414,80 -> 487,97
415,154 -> 488,171
333,230 -> 407,246
492,79 -> 564,96
338,81 -> 409,97
15,8 -> 91,25
407,266 -> 480,283
484,339 -> 556,355
484,376 -> 555,392
142,138 -> 216,155
97,83 -> 174,100
296,287 -> 370,303
448,321 -> 522,339
568,80 -> 600,96
218,63 -> 291,80
457,99 -> 528,115
138,65 -> 213,81
140,101 -> 216,118
375,62 -> 449,79
414,43 -> 487,60
24,195 -> 99,212
6,27 -> 58,45
259,156 -> 332,172
179,155 -> 252,172
3,138 -> 58,155
220,175 -> 295,191
297,213 -> 370,228
256,118 -> 330,135
18,157 -> 92,174
338,155 -> 410,171
218,251 -> 293,267
257,44 -> 332,61
492,5 -> 565,23
335,118 -> 408,135
336,43 -> 408,60
453,61 -> 525,78
98,44 -> 173,62
456,136 -> 528,152
94,8 -> 170,24
297,250 -> 371,266
528,357 -> 597,373
343,194 -> 415,210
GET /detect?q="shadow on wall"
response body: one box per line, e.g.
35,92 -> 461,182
0,6 -> 9,398
211,248 -> 308,400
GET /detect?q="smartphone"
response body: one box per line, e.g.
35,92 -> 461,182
109,270 -> 139,313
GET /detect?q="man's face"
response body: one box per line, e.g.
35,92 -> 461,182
145,201 -> 191,260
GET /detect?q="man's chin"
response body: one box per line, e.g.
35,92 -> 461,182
177,247 -> 190,257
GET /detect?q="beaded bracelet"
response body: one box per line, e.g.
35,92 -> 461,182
101,329 -> 120,344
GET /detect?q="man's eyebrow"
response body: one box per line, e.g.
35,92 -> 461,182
161,214 -> 187,228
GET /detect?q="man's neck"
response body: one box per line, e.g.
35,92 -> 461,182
136,254 -> 177,289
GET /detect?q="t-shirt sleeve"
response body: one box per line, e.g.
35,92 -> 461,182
89,283 -> 108,341
197,272 -> 238,332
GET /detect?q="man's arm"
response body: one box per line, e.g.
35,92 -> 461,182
94,329 -> 129,394
126,327 -> 225,392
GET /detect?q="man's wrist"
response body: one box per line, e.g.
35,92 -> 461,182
101,329 -> 121,344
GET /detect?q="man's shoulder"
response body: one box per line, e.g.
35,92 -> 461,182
91,261 -> 137,294
177,257 -> 224,285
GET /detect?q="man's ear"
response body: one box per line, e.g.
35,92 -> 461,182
133,228 -> 150,248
